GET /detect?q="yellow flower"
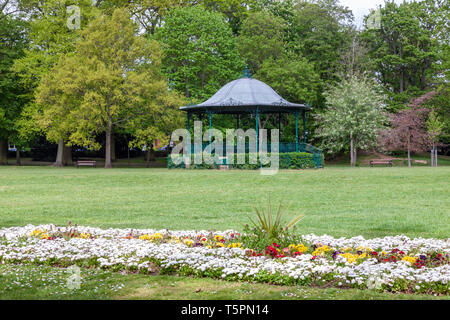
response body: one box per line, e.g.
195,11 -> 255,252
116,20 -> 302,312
79,233 -> 91,239
214,235 -> 223,241
356,246 -> 373,253
339,252 -> 369,264
227,243 -> 242,249
402,256 -> 417,265
31,229 -> 51,240
30,229 -> 43,237
216,242 -> 225,247
139,233 -> 164,241
139,234 -> 151,240
339,252 -> 360,264
183,239 -> 193,247
289,243 -> 308,253
150,233 -> 163,241
312,245 -> 332,256
40,232 -> 51,240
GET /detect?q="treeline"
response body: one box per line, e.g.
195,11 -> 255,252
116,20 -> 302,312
0,0 -> 448,167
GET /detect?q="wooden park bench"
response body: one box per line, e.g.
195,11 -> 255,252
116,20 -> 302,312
369,159 -> 392,167
414,160 -> 427,164
76,160 -> 97,168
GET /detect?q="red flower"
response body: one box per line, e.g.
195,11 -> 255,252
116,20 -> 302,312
371,251 -> 378,256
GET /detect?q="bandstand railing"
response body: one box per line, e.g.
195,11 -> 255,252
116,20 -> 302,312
168,142 -> 324,169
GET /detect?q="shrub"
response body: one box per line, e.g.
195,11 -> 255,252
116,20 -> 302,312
168,152 -> 322,169
241,197 -> 304,252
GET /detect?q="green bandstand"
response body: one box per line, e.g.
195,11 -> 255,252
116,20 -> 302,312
171,69 -> 324,169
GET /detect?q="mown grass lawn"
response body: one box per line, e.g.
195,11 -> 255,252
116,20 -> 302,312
0,166 -> 449,300
0,166 -> 449,238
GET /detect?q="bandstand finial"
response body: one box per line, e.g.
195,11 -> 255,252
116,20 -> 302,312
243,66 -> 251,78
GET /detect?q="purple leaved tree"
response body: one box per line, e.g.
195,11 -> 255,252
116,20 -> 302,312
379,92 -> 436,167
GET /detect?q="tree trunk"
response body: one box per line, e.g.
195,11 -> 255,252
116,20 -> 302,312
431,144 -> 434,167
105,124 -> 112,168
0,139 -> 8,165
431,149 -> 433,167
407,131 -> 411,167
54,139 -> 64,167
127,141 -> 130,161
350,133 -> 355,167
63,145 -> 73,166
111,133 -> 116,162
149,147 -> 156,161
146,149 -> 151,168
16,149 -> 21,166
435,148 -> 438,167
407,148 -> 411,167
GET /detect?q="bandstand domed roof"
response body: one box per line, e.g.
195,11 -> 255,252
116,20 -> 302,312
180,75 -> 310,114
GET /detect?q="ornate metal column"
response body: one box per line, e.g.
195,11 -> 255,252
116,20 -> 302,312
255,108 -> 259,152
303,110 -> 306,143
208,110 -> 212,145
295,111 -> 299,152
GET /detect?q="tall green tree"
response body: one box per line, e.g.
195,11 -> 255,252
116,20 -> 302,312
98,0 -> 186,35
13,0 -> 99,166
155,5 -> 244,101
36,9 -> 182,168
0,13 -> 28,165
361,0 -> 448,111
237,10 -> 286,74
202,0 -> 254,34
100,0 -> 252,35
315,75 -> 386,167
424,85 -> 450,145
257,55 -> 321,106
128,91 -> 184,167
287,0 -> 354,83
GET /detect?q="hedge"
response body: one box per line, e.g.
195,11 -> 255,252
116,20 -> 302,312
167,152 -> 324,169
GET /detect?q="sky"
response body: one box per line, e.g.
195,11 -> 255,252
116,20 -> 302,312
339,0 -> 408,28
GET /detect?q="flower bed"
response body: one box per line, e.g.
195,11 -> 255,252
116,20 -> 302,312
0,224 -> 449,294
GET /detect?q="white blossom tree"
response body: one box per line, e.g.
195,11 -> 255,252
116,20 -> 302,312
315,74 -> 386,166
